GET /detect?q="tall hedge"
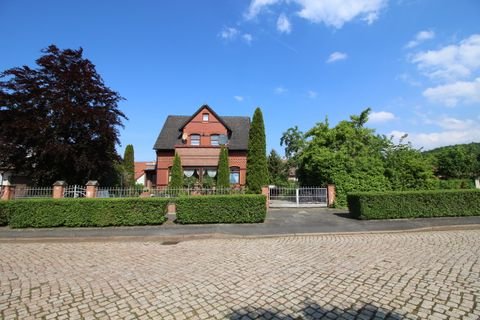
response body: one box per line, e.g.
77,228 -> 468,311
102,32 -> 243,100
169,153 -> 183,188
347,189 -> 480,220
123,144 -> 135,187
217,146 -> 230,188
5,198 -> 169,228
246,107 -> 268,193
176,195 -> 266,224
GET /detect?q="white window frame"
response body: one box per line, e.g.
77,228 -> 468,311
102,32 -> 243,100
190,134 -> 200,146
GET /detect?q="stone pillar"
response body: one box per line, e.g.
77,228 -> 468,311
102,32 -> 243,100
1,181 -> 15,200
85,180 -> 99,198
327,184 -> 336,207
261,186 -> 270,209
475,178 -> 480,189
52,181 -> 66,199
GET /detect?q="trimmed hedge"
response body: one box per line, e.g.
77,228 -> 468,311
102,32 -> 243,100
4,198 -> 168,228
176,194 -> 267,224
347,189 -> 480,220
0,202 -> 8,226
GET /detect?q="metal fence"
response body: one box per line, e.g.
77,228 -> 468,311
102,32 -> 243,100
96,187 -> 245,198
14,187 -> 53,199
269,186 -> 327,207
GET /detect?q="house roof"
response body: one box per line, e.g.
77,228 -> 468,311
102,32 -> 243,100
134,161 -> 155,180
153,111 -> 251,151
179,105 -> 231,132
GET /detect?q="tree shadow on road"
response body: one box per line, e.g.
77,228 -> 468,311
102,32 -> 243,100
332,212 -> 358,220
228,299 -> 404,320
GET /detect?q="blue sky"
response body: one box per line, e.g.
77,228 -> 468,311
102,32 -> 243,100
1,0 -> 479,161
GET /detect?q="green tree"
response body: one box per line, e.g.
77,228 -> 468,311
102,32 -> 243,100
246,107 -> 268,193
169,153 -> 183,188
267,149 -> 288,186
383,136 -> 436,190
217,146 -> 230,188
123,144 -> 135,187
280,126 -> 306,167
426,144 -> 480,179
0,45 -> 126,185
297,109 -> 390,206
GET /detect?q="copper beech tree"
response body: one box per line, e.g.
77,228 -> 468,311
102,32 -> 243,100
0,45 -> 126,185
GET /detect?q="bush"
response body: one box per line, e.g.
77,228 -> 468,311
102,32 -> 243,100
0,202 -> 8,226
347,189 -> 480,220
176,194 -> 266,224
434,179 -> 475,190
5,198 -> 168,228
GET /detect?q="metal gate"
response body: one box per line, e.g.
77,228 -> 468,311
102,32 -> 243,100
269,187 -> 327,208
63,185 -> 86,198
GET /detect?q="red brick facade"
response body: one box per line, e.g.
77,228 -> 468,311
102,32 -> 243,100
154,106 -> 248,187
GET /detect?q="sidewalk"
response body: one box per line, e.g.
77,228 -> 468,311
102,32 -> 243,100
1,208 -> 479,242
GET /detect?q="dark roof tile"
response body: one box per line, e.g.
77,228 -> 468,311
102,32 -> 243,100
153,115 -> 250,150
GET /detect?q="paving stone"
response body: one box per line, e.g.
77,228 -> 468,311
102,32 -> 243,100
0,230 -> 479,319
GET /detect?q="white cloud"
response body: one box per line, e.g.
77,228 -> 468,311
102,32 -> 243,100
307,90 -> 317,98
411,34 -> 480,81
219,27 -> 253,45
396,73 -> 421,87
246,0 -> 387,28
390,115 -> 480,150
326,51 -> 348,63
405,30 -> 435,49
368,111 -> 396,123
242,33 -> 253,44
390,128 -> 480,150
275,86 -> 287,94
245,0 -> 281,20
423,78 -> 480,107
233,95 -> 244,102
277,13 -> 292,34
219,27 -> 239,40
433,117 -> 475,131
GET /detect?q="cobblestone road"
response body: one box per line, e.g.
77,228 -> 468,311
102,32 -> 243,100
1,230 -> 479,319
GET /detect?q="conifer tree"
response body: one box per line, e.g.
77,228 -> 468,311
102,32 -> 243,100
246,107 -> 268,193
217,146 -> 230,188
169,153 -> 183,188
123,144 -> 135,187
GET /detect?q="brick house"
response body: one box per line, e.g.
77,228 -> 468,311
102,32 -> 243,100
152,105 -> 250,187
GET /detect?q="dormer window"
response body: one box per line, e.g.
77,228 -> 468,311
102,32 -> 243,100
190,134 -> 200,146
202,113 -> 209,122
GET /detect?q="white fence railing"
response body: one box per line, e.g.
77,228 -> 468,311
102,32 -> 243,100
269,186 -> 327,207
96,187 -> 245,198
14,187 -> 53,199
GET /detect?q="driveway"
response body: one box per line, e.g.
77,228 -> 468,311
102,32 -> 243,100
1,230 -> 479,319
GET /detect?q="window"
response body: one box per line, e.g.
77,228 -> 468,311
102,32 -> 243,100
190,134 -> 200,146
230,167 -> 240,184
202,113 -> 209,122
210,134 -> 219,146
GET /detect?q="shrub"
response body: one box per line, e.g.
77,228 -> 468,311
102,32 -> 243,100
176,194 -> 266,224
434,179 -> 475,190
347,189 -> 480,220
6,198 -> 168,228
0,202 -> 8,226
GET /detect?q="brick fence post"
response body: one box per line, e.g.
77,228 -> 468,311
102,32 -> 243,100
327,184 -> 336,207
52,181 -> 66,199
1,181 -> 16,200
85,180 -> 99,198
261,186 -> 270,209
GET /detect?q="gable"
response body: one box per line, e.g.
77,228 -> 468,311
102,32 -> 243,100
153,106 -> 250,151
